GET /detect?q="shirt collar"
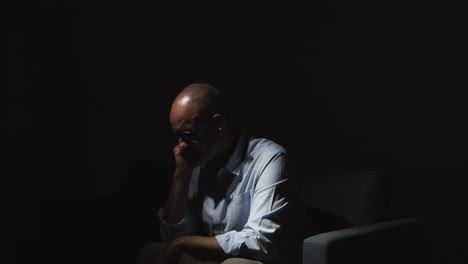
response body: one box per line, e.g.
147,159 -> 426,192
219,129 -> 249,176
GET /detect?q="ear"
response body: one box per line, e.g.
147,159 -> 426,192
212,113 -> 224,131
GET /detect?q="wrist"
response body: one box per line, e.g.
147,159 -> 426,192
173,167 -> 193,181
173,236 -> 188,251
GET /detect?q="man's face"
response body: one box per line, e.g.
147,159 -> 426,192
173,119 -> 218,166
170,99 -> 218,165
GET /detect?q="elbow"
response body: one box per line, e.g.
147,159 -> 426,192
237,229 -> 272,261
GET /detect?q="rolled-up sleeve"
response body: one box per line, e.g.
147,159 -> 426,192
158,207 -> 198,240
215,153 -> 288,260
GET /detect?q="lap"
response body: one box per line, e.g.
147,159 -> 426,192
220,258 -> 263,264
136,242 -> 262,264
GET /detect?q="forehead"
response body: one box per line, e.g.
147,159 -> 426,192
170,96 -> 200,130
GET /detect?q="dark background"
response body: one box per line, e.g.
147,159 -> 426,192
6,1 -> 467,263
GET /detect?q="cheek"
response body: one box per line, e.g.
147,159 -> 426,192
198,142 -> 212,156
197,139 -> 215,158
196,128 -> 218,157
189,140 -> 207,155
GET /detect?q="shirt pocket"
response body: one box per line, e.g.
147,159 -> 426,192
225,191 -> 252,231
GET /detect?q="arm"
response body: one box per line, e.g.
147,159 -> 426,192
159,140 -> 200,238
163,167 -> 192,224
302,218 -> 423,264
158,141 -> 224,264
162,164 -> 290,264
215,153 -> 289,261
159,140 -> 230,262
160,236 -> 229,264
161,146 -> 289,262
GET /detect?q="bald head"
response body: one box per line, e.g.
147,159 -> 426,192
171,83 -> 229,124
169,83 -> 238,166
177,83 -> 220,105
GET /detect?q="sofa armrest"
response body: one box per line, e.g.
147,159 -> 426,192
303,218 -> 423,264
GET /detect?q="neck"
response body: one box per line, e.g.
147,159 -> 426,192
206,126 -> 240,169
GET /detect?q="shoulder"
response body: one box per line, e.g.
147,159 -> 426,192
243,137 -> 288,187
247,137 -> 287,160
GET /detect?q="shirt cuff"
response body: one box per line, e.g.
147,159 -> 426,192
158,207 -> 192,240
215,230 -> 241,255
216,229 -> 270,260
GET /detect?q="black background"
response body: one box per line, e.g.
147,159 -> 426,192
6,1 -> 467,263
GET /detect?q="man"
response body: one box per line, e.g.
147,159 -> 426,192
138,83 -> 294,264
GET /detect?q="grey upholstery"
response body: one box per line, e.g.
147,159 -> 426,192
301,170 -> 390,228
300,171 -> 423,264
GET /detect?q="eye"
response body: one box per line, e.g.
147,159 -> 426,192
183,126 -> 199,135
175,125 -> 201,140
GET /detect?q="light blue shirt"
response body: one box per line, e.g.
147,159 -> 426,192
158,132 -> 289,261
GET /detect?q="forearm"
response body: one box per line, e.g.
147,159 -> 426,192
164,169 -> 192,224
174,236 -> 228,262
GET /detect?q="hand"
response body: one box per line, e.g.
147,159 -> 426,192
156,238 -> 186,264
173,140 -> 201,172
155,236 -> 227,264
